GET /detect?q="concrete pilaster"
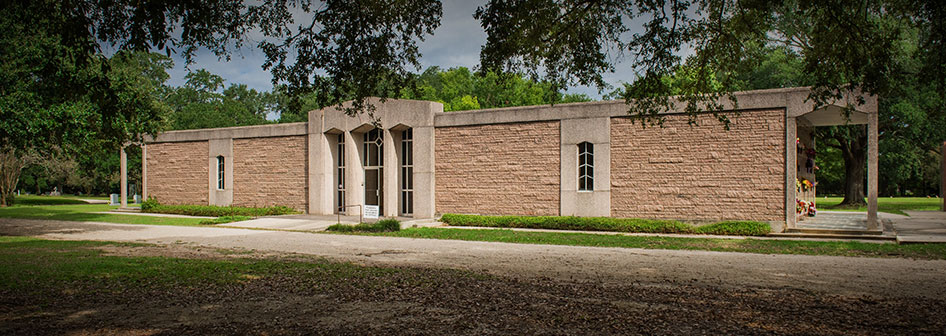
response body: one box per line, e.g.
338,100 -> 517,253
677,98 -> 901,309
412,126 -> 436,218
383,129 -> 399,217
120,147 -> 127,208
784,116 -> 797,231
207,138 -> 233,206
867,111 -> 879,230
346,131 -> 364,217
141,144 -> 147,201
560,117 -> 610,217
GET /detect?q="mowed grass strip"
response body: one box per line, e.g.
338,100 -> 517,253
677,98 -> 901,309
355,227 -> 946,260
0,236 -> 473,296
819,197 -> 943,215
0,203 -> 208,226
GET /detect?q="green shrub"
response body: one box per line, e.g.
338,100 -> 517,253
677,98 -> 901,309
141,197 -> 159,211
141,200 -> 296,217
439,214 -> 691,234
198,216 -> 253,225
327,219 -> 401,232
440,214 -> 772,236
694,221 -> 771,236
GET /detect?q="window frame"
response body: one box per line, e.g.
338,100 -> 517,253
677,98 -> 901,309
578,142 -> 594,191
336,133 -> 346,214
400,128 -> 413,216
216,155 -> 225,190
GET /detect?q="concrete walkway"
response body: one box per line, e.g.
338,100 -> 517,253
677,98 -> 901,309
1,218 -> 944,299
893,211 -> 946,243
221,214 -> 441,232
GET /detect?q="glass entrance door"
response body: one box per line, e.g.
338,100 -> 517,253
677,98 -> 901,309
364,168 -> 383,212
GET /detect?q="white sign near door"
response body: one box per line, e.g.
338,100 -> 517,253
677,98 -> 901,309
364,205 -> 380,219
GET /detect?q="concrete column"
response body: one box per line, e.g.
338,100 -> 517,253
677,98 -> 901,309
346,132 -> 364,216
412,126 -> 436,218
120,146 -> 128,208
383,129 -> 399,217
308,132 -> 334,215
867,111 -> 879,230
784,116 -> 797,231
141,144 -> 147,201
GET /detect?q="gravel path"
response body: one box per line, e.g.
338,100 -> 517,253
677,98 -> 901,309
2,218 -> 945,299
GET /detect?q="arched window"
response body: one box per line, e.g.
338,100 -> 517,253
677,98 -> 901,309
578,142 -> 593,191
216,155 -> 225,190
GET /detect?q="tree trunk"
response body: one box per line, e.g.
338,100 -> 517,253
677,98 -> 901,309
0,148 -> 29,207
837,130 -> 868,206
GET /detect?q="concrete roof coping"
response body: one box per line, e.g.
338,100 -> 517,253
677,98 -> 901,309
146,122 -> 308,143
434,86 -> 878,127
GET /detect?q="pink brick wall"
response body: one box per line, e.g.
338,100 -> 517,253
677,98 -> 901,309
611,110 -> 785,221
435,121 -> 560,216
232,136 -> 308,211
146,141 -> 209,205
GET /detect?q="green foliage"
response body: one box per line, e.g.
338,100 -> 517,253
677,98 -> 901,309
13,196 -> 88,206
327,219 -> 401,233
199,216 -> 253,225
400,67 -> 592,112
476,0 -> 945,134
693,221 -> 772,236
142,201 -> 295,217
165,69 -> 277,130
439,214 -> 771,236
141,197 -> 159,211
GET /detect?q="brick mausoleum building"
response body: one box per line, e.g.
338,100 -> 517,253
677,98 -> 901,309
126,87 -> 880,232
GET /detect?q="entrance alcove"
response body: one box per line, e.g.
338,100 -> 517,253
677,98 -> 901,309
787,105 -> 879,233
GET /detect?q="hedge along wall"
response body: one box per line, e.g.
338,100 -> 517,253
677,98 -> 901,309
610,109 -> 786,221
146,141 -> 210,205
435,120 -> 561,216
232,135 -> 309,212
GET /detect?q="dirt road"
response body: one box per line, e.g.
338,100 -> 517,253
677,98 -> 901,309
2,218 -> 945,299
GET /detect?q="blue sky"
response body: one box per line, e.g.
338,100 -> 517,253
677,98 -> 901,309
164,1 -> 641,100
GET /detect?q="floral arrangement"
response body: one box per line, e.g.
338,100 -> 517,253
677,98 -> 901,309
796,199 -> 817,217
796,178 -> 815,192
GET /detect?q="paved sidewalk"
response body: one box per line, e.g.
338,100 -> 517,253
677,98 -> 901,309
893,211 -> 946,243
221,215 -> 441,232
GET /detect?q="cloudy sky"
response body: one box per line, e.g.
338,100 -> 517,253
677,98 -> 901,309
164,1 -> 640,100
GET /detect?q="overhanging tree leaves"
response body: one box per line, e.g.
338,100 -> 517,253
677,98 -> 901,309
476,0 -> 946,204
0,0 -> 442,205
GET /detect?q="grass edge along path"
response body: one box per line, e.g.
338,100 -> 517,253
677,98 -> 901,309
348,227 -> 946,260
0,203 -> 209,226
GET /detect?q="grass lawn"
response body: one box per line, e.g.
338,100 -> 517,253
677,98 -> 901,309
13,195 -> 109,205
0,203 -> 208,226
346,227 -> 946,260
0,236 -> 416,293
819,196 -> 943,215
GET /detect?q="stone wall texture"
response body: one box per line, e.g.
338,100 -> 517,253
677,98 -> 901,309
233,135 -> 308,211
611,109 -> 785,221
435,121 -> 560,216
146,141 -> 209,205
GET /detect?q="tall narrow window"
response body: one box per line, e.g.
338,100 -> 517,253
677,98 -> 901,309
578,142 -> 594,191
400,129 -> 413,215
363,128 -> 383,167
216,155 -> 225,190
336,134 -> 346,213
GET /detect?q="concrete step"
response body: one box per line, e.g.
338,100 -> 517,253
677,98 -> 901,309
770,231 -> 896,241
786,227 -> 884,235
